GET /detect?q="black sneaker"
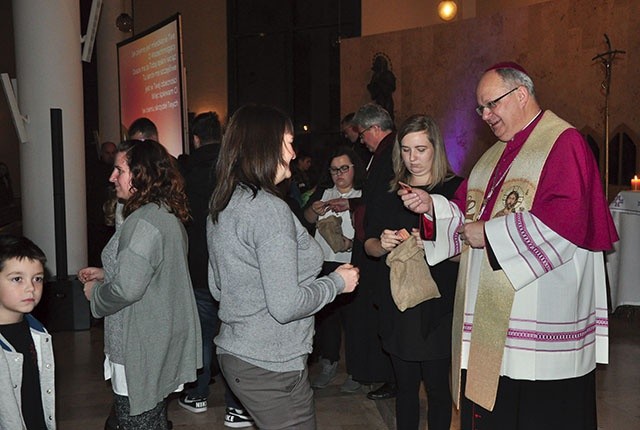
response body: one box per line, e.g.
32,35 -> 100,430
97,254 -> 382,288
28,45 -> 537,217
178,392 -> 208,413
104,414 -> 120,430
224,407 -> 254,428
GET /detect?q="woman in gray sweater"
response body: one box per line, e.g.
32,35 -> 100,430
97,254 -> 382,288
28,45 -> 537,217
79,140 -> 202,429
208,104 -> 359,429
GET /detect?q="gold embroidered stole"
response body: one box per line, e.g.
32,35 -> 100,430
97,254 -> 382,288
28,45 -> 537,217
452,111 -> 571,411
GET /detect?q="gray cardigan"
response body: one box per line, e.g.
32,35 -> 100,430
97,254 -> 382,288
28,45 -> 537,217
91,203 -> 202,415
0,315 -> 55,430
208,186 -> 345,372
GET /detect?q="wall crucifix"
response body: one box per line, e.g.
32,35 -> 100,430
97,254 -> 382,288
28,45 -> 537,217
592,34 -> 626,199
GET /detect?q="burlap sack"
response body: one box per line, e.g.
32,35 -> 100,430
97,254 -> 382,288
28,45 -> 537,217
317,215 -> 347,252
385,237 -> 440,311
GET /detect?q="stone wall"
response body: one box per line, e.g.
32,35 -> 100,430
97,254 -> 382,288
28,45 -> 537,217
341,0 -> 639,177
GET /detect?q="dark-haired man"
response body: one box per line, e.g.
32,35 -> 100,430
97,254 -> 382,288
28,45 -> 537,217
127,117 -> 158,141
178,112 -> 254,428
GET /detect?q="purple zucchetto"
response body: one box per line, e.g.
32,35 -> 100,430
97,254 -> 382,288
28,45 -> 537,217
485,61 -> 529,76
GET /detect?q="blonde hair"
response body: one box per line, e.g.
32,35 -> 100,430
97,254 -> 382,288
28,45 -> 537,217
390,114 -> 454,192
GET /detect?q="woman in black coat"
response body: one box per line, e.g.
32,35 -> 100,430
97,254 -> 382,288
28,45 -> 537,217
364,115 -> 465,430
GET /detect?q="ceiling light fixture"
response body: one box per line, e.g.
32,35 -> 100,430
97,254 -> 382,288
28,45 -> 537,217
438,1 -> 458,22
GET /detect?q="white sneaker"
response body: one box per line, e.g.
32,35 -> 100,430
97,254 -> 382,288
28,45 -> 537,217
178,392 -> 207,413
311,358 -> 338,389
224,407 -> 254,428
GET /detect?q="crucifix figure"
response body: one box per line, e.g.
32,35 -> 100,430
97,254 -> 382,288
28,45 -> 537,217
592,34 -> 626,199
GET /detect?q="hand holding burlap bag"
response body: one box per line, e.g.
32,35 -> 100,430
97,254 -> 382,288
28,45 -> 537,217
316,215 -> 348,252
385,237 -> 440,311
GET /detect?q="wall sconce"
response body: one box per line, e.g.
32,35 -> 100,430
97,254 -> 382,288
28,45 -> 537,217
438,1 -> 458,22
116,0 -> 133,33
116,13 -> 133,32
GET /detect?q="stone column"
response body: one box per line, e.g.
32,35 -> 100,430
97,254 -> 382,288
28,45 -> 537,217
13,0 -> 87,275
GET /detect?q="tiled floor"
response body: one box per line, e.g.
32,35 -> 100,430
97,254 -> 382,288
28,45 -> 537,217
54,308 -> 640,429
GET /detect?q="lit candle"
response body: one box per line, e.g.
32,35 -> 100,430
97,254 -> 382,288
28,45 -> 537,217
632,175 -> 640,191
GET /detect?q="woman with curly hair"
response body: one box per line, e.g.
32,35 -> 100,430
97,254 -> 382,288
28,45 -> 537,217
78,139 -> 202,430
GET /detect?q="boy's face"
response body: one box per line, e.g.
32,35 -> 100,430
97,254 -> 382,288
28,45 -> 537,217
0,258 -> 44,324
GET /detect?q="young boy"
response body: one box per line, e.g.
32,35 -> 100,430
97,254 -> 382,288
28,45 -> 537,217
0,234 -> 55,429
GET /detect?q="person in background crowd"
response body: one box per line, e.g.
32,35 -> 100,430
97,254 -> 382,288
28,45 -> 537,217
126,117 -> 158,141
401,62 -> 618,430
100,141 -> 117,165
346,103 -> 397,400
341,112 -> 371,165
304,147 -> 366,391
177,111 -> 254,428
290,151 -> 315,207
207,104 -> 359,429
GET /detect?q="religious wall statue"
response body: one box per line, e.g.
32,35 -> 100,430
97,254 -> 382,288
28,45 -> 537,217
367,52 -> 396,119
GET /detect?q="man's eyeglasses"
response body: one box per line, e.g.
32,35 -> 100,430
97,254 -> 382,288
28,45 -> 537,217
358,125 -> 374,140
329,164 -> 354,175
475,87 -> 519,117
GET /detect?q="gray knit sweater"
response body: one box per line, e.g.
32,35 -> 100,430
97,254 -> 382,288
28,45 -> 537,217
92,203 -> 202,415
208,185 -> 345,372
